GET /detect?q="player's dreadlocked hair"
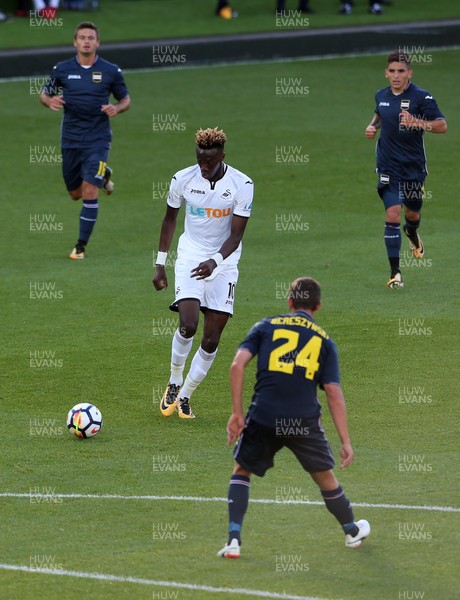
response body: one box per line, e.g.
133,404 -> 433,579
388,50 -> 412,67
195,128 -> 227,150
289,277 -> 321,311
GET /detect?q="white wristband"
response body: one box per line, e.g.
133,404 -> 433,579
156,251 -> 168,266
211,252 -> 223,266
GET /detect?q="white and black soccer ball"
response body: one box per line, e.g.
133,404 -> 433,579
67,403 -> 103,439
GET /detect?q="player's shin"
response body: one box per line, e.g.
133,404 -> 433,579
78,199 -> 99,244
384,221 -> 401,274
404,215 -> 421,235
170,329 -> 194,386
321,486 -> 359,537
179,346 -> 217,398
227,475 -> 250,544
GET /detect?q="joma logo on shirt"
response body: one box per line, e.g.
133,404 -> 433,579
189,206 -> 231,218
379,102 -> 390,106
190,189 -> 205,194
67,75 -> 81,79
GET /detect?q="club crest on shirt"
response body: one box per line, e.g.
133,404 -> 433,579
221,189 -> 232,199
400,99 -> 410,110
92,72 -> 102,83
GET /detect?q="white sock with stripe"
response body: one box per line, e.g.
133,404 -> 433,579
179,346 -> 217,399
170,329 -> 194,386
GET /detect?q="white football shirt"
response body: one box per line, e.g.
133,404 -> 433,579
167,163 -> 254,266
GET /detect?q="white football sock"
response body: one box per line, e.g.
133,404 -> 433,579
179,346 -> 217,399
170,329 -> 194,386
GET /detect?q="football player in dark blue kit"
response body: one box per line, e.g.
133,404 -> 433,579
365,51 -> 447,288
217,277 -> 370,558
40,22 -> 131,260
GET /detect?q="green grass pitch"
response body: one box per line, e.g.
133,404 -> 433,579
1,0 -> 460,50
1,50 -> 459,599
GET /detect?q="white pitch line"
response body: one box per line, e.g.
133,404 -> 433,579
0,564 -> 339,600
0,492 -> 458,513
1,47 -> 459,83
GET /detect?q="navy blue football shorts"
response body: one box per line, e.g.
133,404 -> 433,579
233,416 -> 335,477
62,146 -> 110,192
377,174 -> 424,212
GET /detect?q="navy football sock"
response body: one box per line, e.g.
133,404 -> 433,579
342,521 -> 359,536
384,221 -> 401,273
404,216 -> 421,236
227,475 -> 250,544
78,199 -> 99,244
321,486 -> 358,535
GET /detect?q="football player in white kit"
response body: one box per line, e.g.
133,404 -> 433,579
153,128 -> 254,419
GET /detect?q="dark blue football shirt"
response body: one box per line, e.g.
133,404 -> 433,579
374,82 -> 445,180
239,310 -> 340,428
43,56 -> 129,149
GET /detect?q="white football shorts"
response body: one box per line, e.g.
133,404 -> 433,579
170,258 -> 239,315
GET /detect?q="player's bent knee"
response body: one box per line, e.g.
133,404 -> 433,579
233,463 -> 251,477
405,209 -> 420,221
201,336 -> 220,354
82,181 -> 99,200
386,207 -> 401,222
310,469 -> 338,490
179,322 -> 198,338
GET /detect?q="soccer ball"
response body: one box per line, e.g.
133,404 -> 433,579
67,403 -> 103,439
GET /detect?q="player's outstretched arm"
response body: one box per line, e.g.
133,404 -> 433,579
39,92 -> 65,112
152,205 -> 179,291
191,215 -> 249,280
323,383 -> 354,468
365,114 -> 381,139
227,349 -> 253,446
